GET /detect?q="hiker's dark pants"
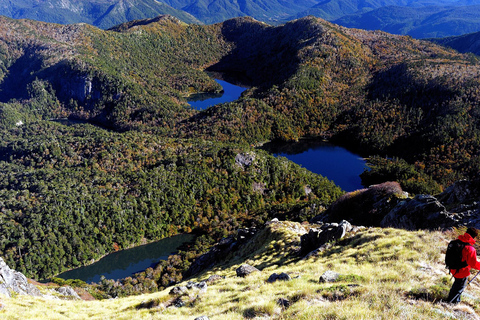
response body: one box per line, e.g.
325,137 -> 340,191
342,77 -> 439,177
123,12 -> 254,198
448,277 -> 468,303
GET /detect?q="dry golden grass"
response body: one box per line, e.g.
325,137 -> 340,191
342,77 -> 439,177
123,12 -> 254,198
1,223 -> 479,319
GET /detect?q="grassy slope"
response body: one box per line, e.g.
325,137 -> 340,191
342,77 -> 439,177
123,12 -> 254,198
1,223 -> 478,319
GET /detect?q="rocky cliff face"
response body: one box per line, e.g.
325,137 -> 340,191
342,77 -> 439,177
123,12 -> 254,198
0,258 -> 41,297
312,180 -> 480,231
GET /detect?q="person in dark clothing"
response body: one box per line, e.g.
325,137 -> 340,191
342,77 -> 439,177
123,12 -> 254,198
447,227 -> 480,303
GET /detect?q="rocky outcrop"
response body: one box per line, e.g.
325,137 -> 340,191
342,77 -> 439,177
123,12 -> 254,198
56,286 -> 81,300
311,180 -> 480,231
0,258 -> 41,297
300,220 -> 353,254
437,179 -> 480,206
267,272 -> 291,283
185,228 -> 257,277
235,152 -> 256,169
312,182 -> 406,226
380,195 -> 457,230
169,281 -> 208,296
236,264 -> 260,277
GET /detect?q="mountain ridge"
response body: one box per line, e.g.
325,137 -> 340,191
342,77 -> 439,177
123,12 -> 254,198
2,0 -> 480,38
333,4 -> 480,38
0,0 -> 202,28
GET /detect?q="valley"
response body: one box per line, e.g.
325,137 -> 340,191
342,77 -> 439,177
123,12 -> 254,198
0,12 -> 479,316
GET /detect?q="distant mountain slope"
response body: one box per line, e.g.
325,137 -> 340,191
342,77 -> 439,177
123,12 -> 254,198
2,0 -> 480,37
0,0 -> 201,28
159,0 -> 320,24
290,0 -> 464,21
430,31 -> 480,55
333,5 -> 480,38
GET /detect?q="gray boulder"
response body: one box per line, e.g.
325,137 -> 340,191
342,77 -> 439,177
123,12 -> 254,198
301,221 -> 351,254
267,272 -> 291,283
0,258 -> 41,297
380,195 -> 457,230
319,270 -> 340,283
206,274 -> 224,283
195,316 -> 210,320
169,286 -> 188,296
194,281 -> 207,293
236,264 -> 260,277
57,286 -> 80,300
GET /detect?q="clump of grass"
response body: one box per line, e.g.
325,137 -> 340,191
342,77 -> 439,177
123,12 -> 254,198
135,295 -> 171,309
318,284 -> 366,301
243,301 -> 276,318
336,274 -> 366,283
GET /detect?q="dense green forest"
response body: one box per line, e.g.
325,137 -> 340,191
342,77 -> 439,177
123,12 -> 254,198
0,121 -> 341,279
1,14 -> 480,292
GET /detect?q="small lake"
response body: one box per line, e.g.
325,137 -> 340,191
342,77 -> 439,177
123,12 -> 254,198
56,233 -> 194,283
263,140 -> 367,192
188,79 -> 247,110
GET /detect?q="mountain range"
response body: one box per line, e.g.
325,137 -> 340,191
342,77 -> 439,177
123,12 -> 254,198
333,4 -> 480,38
0,0 -> 201,28
2,0 -> 480,37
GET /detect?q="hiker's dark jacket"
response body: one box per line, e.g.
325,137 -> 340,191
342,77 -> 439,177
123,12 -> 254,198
451,233 -> 480,278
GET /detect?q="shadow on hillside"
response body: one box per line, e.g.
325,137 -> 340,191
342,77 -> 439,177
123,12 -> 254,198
0,47 -> 43,102
207,17 -> 324,88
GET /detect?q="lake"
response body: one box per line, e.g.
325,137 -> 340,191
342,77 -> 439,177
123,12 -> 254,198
56,233 -> 194,283
263,140 -> 367,192
188,79 -> 247,110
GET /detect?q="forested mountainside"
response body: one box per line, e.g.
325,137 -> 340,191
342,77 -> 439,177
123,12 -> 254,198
1,15 -> 480,283
430,31 -> 480,55
0,0 -> 201,28
333,5 -> 480,38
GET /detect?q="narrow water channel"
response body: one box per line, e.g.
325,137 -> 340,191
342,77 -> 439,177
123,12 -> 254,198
188,79 -> 247,110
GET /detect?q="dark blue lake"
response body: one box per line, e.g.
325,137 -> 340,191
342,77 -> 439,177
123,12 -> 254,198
263,140 -> 367,192
57,233 -> 194,283
188,79 -> 247,110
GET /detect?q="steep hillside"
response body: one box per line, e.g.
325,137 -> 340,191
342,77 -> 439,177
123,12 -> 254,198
1,223 -> 478,319
0,0 -> 201,28
430,31 -> 480,55
333,5 -> 480,38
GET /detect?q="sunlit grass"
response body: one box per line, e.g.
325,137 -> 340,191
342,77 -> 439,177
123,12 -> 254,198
1,223 -> 478,319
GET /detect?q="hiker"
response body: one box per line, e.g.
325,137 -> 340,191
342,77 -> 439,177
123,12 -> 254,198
447,227 -> 480,303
